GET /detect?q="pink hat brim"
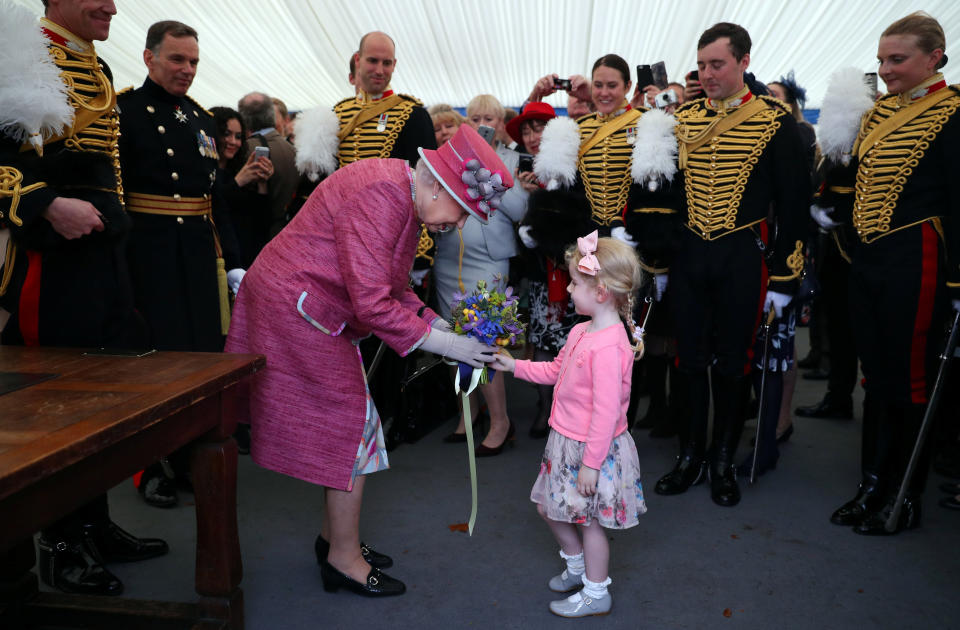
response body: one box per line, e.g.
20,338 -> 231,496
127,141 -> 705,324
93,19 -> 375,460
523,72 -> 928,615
417,147 -> 490,224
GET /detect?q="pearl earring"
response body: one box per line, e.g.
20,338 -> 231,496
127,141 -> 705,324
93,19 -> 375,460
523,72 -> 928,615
432,193 -> 439,200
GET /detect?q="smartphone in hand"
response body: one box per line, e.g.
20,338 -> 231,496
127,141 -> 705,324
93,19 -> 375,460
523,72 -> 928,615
477,125 -> 496,146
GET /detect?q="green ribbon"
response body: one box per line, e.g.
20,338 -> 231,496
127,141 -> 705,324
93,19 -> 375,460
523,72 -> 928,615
462,391 -> 478,536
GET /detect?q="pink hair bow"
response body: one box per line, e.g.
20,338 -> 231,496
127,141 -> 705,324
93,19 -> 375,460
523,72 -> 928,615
577,230 -> 601,276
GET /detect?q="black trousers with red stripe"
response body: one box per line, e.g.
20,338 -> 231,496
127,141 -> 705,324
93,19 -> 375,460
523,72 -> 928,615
669,228 -> 766,462
849,221 -> 950,496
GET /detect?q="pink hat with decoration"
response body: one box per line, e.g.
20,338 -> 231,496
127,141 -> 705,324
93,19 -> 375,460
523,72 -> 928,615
417,124 -> 514,224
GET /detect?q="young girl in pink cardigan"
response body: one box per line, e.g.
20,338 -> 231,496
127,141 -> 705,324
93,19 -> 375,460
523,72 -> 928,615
492,230 -> 646,618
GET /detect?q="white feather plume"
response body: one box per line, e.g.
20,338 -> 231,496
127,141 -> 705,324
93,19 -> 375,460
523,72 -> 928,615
294,106 -> 340,180
630,109 -> 678,191
818,67 -> 875,165
0,1 -> 74,153
533,116 -> 580,190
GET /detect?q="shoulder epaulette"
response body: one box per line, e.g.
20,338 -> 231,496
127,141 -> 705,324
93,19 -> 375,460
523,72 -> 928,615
575,112 -> 597,124
116,86 -> 134,97
758,94 -> 791,114
398,93 -> 424,107
185,95 -> 213,117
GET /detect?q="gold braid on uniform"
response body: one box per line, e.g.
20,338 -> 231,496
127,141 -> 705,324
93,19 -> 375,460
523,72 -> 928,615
675,98 -> 782,239
334,94 -> 418,167
769,240 -> 805,282
0,167 -> 47,227
852,89 -> 960,242
415,226 -> 434,265
577,111 -> 635,227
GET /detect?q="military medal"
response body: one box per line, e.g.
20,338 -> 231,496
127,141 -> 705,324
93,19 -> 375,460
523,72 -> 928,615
197,129 -> 218,159
174,106 -> 188,123
377,112 -> 388,132
625,126 -> 637,145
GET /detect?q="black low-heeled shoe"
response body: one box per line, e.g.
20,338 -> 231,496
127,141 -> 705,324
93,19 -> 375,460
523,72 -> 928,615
315,535 -> 392,569
320,561 -> 405,597
475,421 -> 516,457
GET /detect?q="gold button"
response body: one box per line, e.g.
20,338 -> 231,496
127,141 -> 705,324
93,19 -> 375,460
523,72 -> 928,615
203,214 -> 209,221
171,172 -> 179,181
173,194 -> 181,200
193,110 -> 199,117
158,125 -> 166,134
147,105 -> 155,113
176,217 -> 184,224
167,148 -> 174,156
203,193 -> 210,200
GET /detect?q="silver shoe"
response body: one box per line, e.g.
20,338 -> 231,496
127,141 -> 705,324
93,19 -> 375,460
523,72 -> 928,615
549,590 -> 612,617
548,569 -> 583,593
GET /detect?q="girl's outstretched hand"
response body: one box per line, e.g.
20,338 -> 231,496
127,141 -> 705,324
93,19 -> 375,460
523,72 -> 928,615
491,351 -> 516,372
577,466 -> 599,496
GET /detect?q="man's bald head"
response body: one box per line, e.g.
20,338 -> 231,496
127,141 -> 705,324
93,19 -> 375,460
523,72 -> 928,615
353,31 -> 396,96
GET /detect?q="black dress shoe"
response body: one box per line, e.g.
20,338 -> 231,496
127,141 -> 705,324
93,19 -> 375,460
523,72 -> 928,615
939,481 -> 960,495
320,561 -> 405,597
83,521 -> 169,563
939,495 -> 960,510
795,397 -> 853,419
710,464 -> 741,507
315,535 -> 393,569
801,368 -> 831,381
830,479 -> 880,526
853,497 -> 921,535
37,537 -> 123,596
654,455 -> 707,495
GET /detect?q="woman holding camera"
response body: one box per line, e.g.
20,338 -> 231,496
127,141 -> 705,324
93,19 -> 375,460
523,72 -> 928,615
434,94 -> 531,455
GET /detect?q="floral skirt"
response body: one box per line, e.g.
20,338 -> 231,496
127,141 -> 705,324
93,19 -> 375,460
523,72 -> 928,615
347,346 -> 389,491
530,429 -> 646,529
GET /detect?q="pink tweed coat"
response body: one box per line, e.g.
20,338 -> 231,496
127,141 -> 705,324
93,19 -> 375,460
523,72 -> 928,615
225,159 -> 439,490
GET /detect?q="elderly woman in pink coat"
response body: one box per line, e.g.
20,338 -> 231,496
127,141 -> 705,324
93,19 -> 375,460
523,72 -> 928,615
225,124 -> 512,597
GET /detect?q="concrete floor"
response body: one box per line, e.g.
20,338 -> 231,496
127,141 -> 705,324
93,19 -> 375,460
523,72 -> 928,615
89,329 -> 960,629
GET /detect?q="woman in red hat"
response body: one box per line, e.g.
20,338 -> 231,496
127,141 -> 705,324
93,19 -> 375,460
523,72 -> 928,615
225,124 -> 512,596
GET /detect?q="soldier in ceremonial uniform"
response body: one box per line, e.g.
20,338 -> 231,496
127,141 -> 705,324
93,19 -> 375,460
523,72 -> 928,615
117,20 -> 242,507
0,0 -> 167,596
824,12 -> 960,535
297,31 -> 437,437
652,23 -> 809,507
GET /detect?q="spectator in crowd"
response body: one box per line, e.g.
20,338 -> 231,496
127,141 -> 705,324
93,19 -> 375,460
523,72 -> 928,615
238,91 -> 299,246
0,0 -> 167,595
526,73 -> 596,119
436,94 -> 528,455
272,96 -> 293,139
428,103 -> 464,147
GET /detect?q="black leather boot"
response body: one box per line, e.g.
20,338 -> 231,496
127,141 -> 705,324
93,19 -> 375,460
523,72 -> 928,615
655,369 -> 708,495
831,397 -> 888,525
710,456 -> 741,507
82,520 -> 169,563
709,372 -> 747,507
830,473 -> 881,525
37,537 -> 123,596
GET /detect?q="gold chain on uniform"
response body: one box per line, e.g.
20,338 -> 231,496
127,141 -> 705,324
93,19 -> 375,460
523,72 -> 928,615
334,97 -> 415,167
852,92 -> 960,242
577,112 -> 635,227
676,101 -> 781,239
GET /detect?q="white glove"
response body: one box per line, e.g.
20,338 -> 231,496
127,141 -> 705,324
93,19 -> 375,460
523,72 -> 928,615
654,273 -> 668,301
227,268 -> 246,294
518,225 -> 538,249
420,329 -> 495,368
764,290 -> 793,318
409,268 -> 429,285
953,299 -> 960,312
810,204 -> 840,230
610,226 -> 638,248
431,317 -> 452,331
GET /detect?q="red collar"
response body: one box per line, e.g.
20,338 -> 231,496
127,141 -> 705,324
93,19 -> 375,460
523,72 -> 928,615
911,79 -> 947,101
41,27 -> 68,47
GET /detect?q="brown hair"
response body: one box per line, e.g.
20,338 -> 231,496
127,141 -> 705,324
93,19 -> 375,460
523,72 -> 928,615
882,11 -> 948,69
429,104 -> 465,129
145,21 -> 197,53
698,23 -> 751,61
591,54 -> 631,86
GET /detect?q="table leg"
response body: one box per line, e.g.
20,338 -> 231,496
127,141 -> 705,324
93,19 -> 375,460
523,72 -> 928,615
191,392 -> 243,629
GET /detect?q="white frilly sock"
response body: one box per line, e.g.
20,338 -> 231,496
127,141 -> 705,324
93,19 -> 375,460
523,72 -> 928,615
581,575 -> 612,599
559,549 -> 584,577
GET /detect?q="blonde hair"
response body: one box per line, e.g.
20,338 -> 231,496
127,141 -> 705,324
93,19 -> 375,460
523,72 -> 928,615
466,94 -> 505,121
429,103 -> 465,128
882,11 -> 947,69
565,237 -> 646,358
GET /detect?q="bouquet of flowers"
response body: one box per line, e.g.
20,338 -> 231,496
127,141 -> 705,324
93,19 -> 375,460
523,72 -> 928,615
449,276 -> 525,394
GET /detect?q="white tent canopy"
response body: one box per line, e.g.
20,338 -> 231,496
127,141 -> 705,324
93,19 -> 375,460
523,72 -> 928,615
10,0 -> 960,112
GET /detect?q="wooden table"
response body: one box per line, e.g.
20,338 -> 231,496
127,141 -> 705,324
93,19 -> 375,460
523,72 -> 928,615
0,346 -> 264,629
